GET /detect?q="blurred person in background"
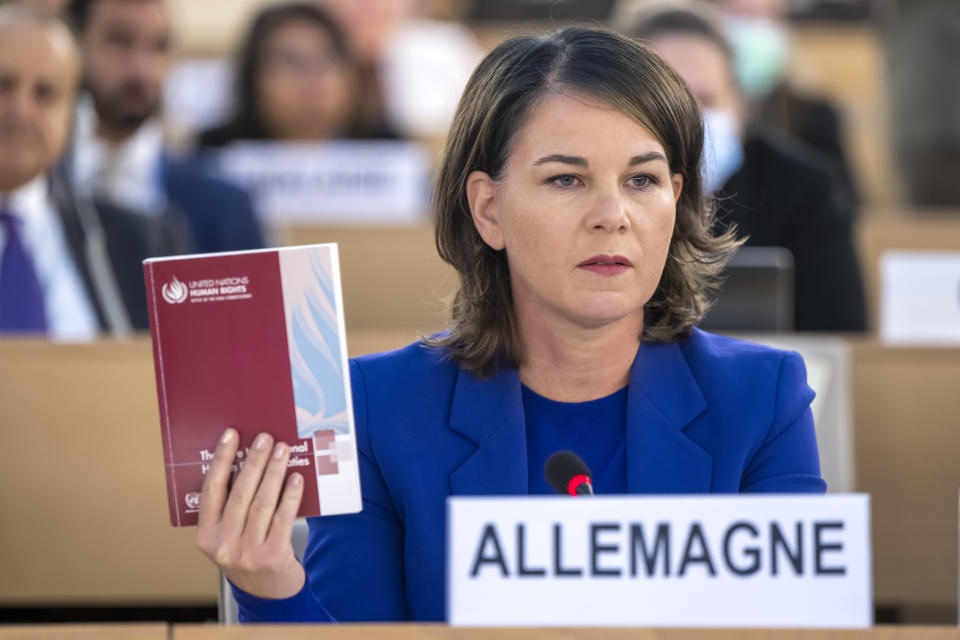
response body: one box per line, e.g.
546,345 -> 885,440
0,5 -> 183,337
321,0 -> 482,141
703,0 -> 858,204
312,0 -> 398,140
196,2 -> 392,147
2,0 -> 69,15
619,1 -> 866,332
879,0 -> 960,207
65,0 -> 265,254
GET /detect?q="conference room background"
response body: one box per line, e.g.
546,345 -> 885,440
1,0 -> 959,628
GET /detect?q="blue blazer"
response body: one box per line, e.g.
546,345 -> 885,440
162,156 -> 265,255
234,328 -> 826,622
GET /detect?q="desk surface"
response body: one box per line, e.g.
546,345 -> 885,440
2,626 -> 960,640
172,626 -> 960,639
0,624 -> 167,639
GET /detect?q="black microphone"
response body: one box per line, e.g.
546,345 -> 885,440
544,451 -> 594,496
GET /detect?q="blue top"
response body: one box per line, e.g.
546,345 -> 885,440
523,384 -> 627,495
232,328 -> 826,623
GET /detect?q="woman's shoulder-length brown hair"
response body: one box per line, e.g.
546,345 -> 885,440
427,26 -> 740,378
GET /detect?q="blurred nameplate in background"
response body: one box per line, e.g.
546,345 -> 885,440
880,251 -> 960,346
216,141 -> 431,225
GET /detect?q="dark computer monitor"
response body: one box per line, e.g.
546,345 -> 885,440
698,246 -> 795,332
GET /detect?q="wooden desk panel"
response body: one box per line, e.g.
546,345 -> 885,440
0,624 -> 168,639
2,335 -> 960,617
3,624 -> 956,640
0,332 -> 414,605
173,625 -> 960,640
0,339 -> 216,604
850,342 -> 960,610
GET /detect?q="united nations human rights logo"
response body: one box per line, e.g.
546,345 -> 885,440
184,492 -> 201,510
162,275 -> 188,304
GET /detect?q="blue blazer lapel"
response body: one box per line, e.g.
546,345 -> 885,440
448,365 -> 528,495
446,338 -> 712,496
626,339 -> 713,493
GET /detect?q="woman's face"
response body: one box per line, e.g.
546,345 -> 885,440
468,92 -> 683,333
255,20 -> 352,141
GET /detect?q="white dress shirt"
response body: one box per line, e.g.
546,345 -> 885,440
71,94 -> 168,216
0,176 -> 99,341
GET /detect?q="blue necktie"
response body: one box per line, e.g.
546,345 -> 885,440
0,210 -> 48,333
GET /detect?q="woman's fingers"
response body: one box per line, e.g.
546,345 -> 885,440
197,427 -> 239,527
221,432 -> 274,533
243,441 -> 292,544
194,430 -> 307,600
266,472 -> 305,549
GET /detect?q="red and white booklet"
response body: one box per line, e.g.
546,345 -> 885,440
144,244 -> 362,527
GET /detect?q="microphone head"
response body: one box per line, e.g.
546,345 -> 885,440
544,450 -> 593,496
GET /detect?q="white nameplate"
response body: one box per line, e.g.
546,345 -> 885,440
216,141 -> 430,224
447,495 -> 872,628
881,251 -> 960,345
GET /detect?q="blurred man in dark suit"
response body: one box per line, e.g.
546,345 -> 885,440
879,0 -> 960,206
621,1 -> 867,332
65,0 -> 266,254
704,0 -> 858,205
0,4 -> 183,336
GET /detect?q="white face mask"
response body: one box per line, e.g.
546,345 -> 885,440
701,108 -> 744,194
724,16 -> 790,100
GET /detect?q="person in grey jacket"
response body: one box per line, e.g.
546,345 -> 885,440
0,5 -> 184,337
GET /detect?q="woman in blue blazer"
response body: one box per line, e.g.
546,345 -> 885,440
195,26 -> 826,623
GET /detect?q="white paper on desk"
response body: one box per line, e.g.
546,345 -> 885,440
881,251 -> 960,345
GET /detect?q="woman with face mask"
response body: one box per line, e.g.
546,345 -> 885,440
619,1 -> 867,333
708,0 -> 858,205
